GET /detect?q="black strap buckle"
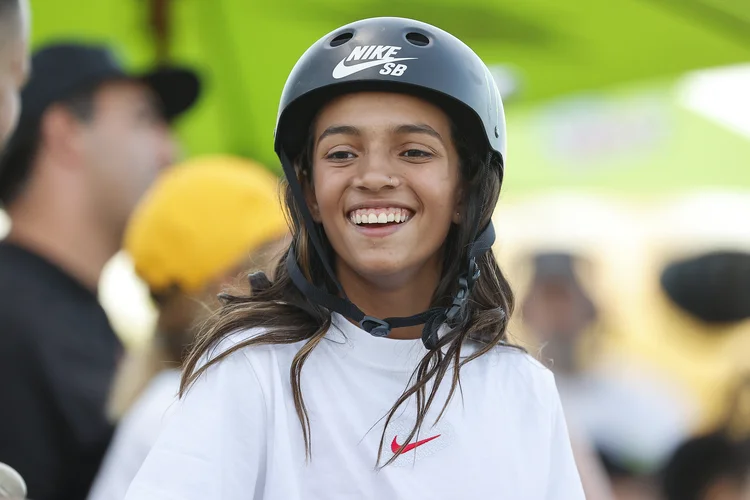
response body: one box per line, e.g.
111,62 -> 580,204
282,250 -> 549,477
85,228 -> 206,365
446,276 -> 469,322
467,258 -> 481,287
446,258 -> 481,322
360,316 -> 392,337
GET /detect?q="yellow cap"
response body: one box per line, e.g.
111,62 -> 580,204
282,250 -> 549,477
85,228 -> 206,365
125,155 -> 287,294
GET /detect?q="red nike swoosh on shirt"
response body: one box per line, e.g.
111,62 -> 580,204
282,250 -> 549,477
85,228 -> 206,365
391,434 -> 441,454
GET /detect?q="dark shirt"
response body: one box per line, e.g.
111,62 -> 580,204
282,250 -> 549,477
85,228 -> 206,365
0,242 -> 122,500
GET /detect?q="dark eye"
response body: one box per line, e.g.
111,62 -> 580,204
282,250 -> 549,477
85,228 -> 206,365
401,149 -> 432,159
326,151 -> 356,161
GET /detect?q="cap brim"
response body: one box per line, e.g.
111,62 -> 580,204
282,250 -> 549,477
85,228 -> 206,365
138,67 -> 201,122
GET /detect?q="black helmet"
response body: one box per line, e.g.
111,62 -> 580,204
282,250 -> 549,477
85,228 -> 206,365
275,17 -> 505,348
275,17 -> 506,168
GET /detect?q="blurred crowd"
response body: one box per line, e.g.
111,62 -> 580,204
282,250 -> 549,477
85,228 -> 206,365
494,193 -> 750,500
2,1 -> 750,499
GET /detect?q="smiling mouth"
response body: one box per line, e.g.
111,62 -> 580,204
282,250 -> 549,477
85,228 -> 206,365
347,207 -> 414,226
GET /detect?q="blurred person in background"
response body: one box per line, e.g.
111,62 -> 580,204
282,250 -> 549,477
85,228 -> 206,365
520,250 -> 694,500
521,252 -> 615,500
87,156 -> 288,500
521,253 -> 598,377
0,0 -> 30,148
0,43 -> 199,500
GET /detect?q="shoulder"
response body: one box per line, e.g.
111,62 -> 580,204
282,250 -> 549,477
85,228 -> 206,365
0,245 -> 56,299
494,345 -> 553,381
467,343 -> 559,409
190,326 -> 307,394
194,328 -> 266,376
202,326 -> 306,366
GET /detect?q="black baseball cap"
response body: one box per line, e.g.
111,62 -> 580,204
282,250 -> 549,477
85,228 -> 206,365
19,42 -> 200,124
0,42 -> 201,204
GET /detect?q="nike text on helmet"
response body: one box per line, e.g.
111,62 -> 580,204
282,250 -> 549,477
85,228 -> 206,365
332,45 -> 417,79
274,17 -> 506,349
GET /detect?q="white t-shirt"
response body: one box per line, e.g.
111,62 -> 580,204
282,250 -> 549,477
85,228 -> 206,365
125,313 -> 584,500
88,369 -> 181,500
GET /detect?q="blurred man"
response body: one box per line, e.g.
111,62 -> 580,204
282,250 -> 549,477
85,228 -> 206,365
521,252 -> 598,375
0,43 -> 200,500
0,0 -> 30,148
88,156 -> 288,500
521,252 -> 615,500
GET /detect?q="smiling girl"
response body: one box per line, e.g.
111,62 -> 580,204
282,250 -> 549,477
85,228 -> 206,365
125,17 -> 584,500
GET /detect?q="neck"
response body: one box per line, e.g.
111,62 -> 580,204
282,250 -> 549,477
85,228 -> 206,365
336,258 -> 442,340
5,189 -> 120,293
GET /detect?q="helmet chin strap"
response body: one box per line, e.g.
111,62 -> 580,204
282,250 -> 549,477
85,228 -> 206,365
279,151 -> 496,349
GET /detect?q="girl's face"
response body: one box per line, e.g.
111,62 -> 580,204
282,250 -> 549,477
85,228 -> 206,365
309,92 -> 462,289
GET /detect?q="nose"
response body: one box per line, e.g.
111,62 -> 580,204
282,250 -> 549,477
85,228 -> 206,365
352,152 -> 398,192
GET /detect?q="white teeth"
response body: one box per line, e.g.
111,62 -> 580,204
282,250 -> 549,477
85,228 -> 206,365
348,207 -> 413,225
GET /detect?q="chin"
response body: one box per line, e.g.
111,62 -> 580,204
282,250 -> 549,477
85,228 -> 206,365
343,256 -> 418,289
354,258 -> 406,277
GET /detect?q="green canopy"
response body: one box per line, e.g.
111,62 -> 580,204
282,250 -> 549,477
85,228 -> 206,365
30,0 -> 750,170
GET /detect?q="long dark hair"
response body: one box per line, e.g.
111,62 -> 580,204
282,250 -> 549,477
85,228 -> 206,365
181,103 -> 516,466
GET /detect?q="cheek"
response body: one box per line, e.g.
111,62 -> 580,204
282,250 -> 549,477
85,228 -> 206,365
132,131 -> 158,164
88,122 -> 122,156
109,126 -> 160,176
311,165 -> 347,213
123,125 -> 152,153
414,174 -> 460,222
101,118 -> 148,152
90,126 -> 156,193
129,132 -> 164,184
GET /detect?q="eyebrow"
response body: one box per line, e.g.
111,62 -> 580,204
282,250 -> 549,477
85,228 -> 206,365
317,125 -> 361,146
316,123 -> 444,147
392,124 -> 444,144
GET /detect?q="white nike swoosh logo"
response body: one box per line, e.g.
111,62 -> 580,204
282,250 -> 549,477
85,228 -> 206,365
332,57 -> 417,79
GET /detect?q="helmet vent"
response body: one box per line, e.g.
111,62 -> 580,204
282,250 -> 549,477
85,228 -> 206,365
329,32 -> 354,47
405,32 -> 430,47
